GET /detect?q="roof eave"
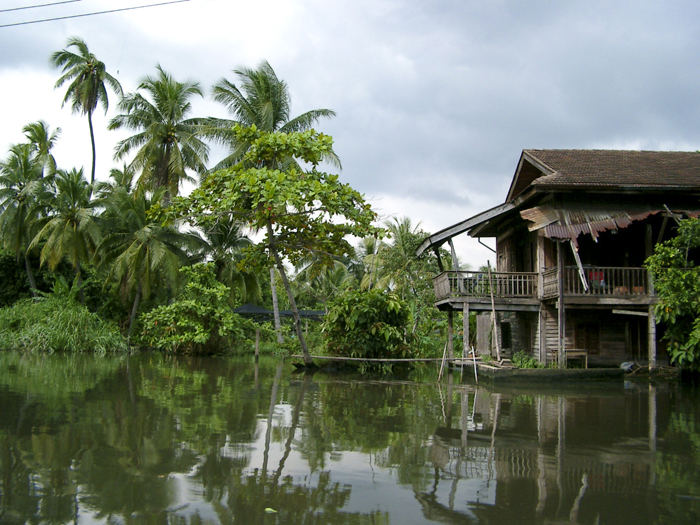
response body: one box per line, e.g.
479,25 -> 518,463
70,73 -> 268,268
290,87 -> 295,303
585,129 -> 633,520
416,201 -> 516,256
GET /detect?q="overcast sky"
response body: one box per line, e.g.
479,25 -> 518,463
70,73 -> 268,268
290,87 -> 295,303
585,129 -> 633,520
1,0 -> 699,268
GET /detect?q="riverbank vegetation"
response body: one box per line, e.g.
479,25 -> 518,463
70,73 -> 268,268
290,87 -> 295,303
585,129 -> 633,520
646,216 -> 700,370
0,37 -> 451,359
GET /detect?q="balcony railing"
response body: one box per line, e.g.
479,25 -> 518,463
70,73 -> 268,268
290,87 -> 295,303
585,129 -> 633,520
434,266 -> 652,303
433,271 -> 538,301
542,266 -> 650,299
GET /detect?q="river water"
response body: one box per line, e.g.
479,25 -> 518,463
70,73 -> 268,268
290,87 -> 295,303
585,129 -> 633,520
0,352 -> 698,524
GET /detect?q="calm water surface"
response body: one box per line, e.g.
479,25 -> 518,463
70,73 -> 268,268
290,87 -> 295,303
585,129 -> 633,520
0,352 -> 698,524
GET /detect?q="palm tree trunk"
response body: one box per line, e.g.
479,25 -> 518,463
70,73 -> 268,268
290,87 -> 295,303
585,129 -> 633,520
23,254 -> 38,297
76,261 -> 84,304
88,110 -> 96,186
270,267 -> 284,344
127,286 -> 142,340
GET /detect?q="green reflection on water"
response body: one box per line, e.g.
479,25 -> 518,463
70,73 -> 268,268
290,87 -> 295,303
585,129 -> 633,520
0,352 -> 698,524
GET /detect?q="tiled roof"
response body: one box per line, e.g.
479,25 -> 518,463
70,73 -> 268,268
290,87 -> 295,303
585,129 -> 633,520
524,149 -> 700,189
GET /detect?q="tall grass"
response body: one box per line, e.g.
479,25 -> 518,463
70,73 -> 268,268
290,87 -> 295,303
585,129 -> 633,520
0,295 -> 127,353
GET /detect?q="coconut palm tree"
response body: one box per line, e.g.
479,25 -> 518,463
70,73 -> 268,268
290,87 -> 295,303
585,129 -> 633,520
51,37 -> 122,185
199,217 -> 261,305
205,60 -> 339,170
23,120 -> 61,179
109,65 -> 208,202
0,144 -> 46,294
29,168 -> 100,299
97,185 -> 203,337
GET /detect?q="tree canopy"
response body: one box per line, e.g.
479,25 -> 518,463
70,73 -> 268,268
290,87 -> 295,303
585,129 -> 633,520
165,125 -> 380,363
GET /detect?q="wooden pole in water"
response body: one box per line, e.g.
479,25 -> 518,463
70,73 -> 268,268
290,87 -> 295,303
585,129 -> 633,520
255,327 -> 260,362
463,302 -> 470,362
447,310 -> 454,360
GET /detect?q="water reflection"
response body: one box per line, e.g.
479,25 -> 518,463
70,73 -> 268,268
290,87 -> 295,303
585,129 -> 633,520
0,352 -> 697,524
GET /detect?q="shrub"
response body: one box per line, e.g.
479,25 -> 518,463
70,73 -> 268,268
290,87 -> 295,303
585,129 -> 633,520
322,289 -> 411,358
139,263 -> 255,353
511,350 -> 541,369
0,294 -> 127,353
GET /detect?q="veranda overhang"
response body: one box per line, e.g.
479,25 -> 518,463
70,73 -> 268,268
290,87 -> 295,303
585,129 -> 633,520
416,202 -> 515,257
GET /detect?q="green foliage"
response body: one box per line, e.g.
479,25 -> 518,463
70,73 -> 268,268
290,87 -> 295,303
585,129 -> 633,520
512,350 -> 542,369
166,126 -> 380,270
323,288 -> 411,359
109,65 -> 207,199
362,217 -> 448,357
646,217 -> 700,369
139,263 -> 254,353
0,284 -> 127,353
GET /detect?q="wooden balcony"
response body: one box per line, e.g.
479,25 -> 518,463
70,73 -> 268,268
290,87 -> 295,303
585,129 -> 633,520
433,266 -> 652,306
433,271 -> 538,302
541,266 -> 651,300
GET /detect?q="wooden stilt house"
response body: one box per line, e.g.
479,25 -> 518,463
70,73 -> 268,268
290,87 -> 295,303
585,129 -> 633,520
418,150 -> 700,368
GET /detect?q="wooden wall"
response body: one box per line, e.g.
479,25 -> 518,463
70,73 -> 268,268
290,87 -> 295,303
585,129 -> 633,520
540,307 -> 637,365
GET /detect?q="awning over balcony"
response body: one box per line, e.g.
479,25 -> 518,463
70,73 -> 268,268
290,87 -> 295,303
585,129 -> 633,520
520,205 -> 700,247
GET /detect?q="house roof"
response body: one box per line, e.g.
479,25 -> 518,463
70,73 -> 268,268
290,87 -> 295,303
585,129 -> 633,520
518,149 -> 700,195
418,149 -> 700,255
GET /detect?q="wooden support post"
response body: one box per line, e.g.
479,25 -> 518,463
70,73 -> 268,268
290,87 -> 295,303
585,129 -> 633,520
447,310 -> 454,360
557,242 -> 566,369
463,302 -> 470,361
487,262 -> 501,361
646,224 -> 657,370
648,304 -> 657,370
538,304 -> 546,365
433,247 -> 444,272
448,238 -> 465,294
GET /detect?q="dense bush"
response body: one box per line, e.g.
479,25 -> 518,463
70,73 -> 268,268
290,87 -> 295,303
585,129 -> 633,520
646,217 -> 700,370
139,263 -> 255,353
0,294 -> 127,353
322,288 -> 411,358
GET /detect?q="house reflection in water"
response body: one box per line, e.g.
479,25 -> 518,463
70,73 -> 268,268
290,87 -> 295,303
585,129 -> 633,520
419,380 -> 662,523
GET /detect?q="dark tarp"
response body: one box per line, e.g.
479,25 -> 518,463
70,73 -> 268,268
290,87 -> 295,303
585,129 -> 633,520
234,303 -> 325,321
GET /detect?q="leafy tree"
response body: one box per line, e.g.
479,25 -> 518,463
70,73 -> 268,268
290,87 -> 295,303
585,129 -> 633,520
109,65 -> 208,201
646,217 -> 700,369
205,60 -> 339,341
0,144 -> 47,294
165,126 -> 380,364
322,288 -> 411,359
29,168 -> 100,299
139,263 -> 254,353
51,37 -> 122,184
